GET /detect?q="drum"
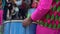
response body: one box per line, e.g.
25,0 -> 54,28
4,20 -> 36,34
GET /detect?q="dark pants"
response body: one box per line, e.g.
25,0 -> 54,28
3,6 -> 7,20
18,8 -> 27,19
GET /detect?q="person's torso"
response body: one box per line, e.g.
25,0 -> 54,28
39,0 -> 60,29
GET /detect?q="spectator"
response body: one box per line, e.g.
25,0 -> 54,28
13,0 -> 22,6
31,0 -> 38,8
12,5 -> 19,19
27,0 -> 38,18
13,0 -> 24,19
6,0 -> 13,19
19,1 -> 27,19
3,0 -> 13,20
24,0 -> 31,8
2,0 -> 6,8
0,0 -> 3,25
3,0 -> 7,20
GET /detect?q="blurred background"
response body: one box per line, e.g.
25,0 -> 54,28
2,0 -> 39,20
0,0 -> 39,34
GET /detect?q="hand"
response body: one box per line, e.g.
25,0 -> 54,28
23,18 -> 32,27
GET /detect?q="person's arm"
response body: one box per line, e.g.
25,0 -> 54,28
30,0 -> 52,21
23,0 -> 52,26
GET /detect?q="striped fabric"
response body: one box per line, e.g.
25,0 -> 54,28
39,0 -> 60,29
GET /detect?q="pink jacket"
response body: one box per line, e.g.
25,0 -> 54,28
31,0 -> 52,21
31,0 -> 60,34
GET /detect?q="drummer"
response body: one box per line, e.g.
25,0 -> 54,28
23,0 -> 60,34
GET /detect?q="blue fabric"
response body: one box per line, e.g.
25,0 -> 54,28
27,8 -> 36,18
2,0 -> 6,8
15,0 -> 22,6
28,8 -> 36,14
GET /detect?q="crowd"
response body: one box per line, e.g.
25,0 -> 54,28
1,0 -> 39,20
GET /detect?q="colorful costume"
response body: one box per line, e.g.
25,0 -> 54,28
31,0 -> 60,34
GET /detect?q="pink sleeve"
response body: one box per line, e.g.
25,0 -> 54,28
0,10 -> 3,25
31,0 -> 52,21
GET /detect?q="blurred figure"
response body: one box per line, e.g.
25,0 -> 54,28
32,0 -> 38,8
19,0 -> 27,19
27,0 -> 38,18
24,0 -> 31,8
13,0 -> 22,6
12,4 -> 19,19
3,0 -> 7,20
6,0 -> 13,19
13,0 -> 32,20
3,0 -> 13,20
13,0 -> 23,19
0,0 -> 3,25
19,0 -> 32,19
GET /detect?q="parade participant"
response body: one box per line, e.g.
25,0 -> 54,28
23,0 -> 60,34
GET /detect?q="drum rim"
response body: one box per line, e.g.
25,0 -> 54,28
4,20 -> 36,24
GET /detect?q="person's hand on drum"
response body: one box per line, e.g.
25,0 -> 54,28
23,17 -> 32,27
